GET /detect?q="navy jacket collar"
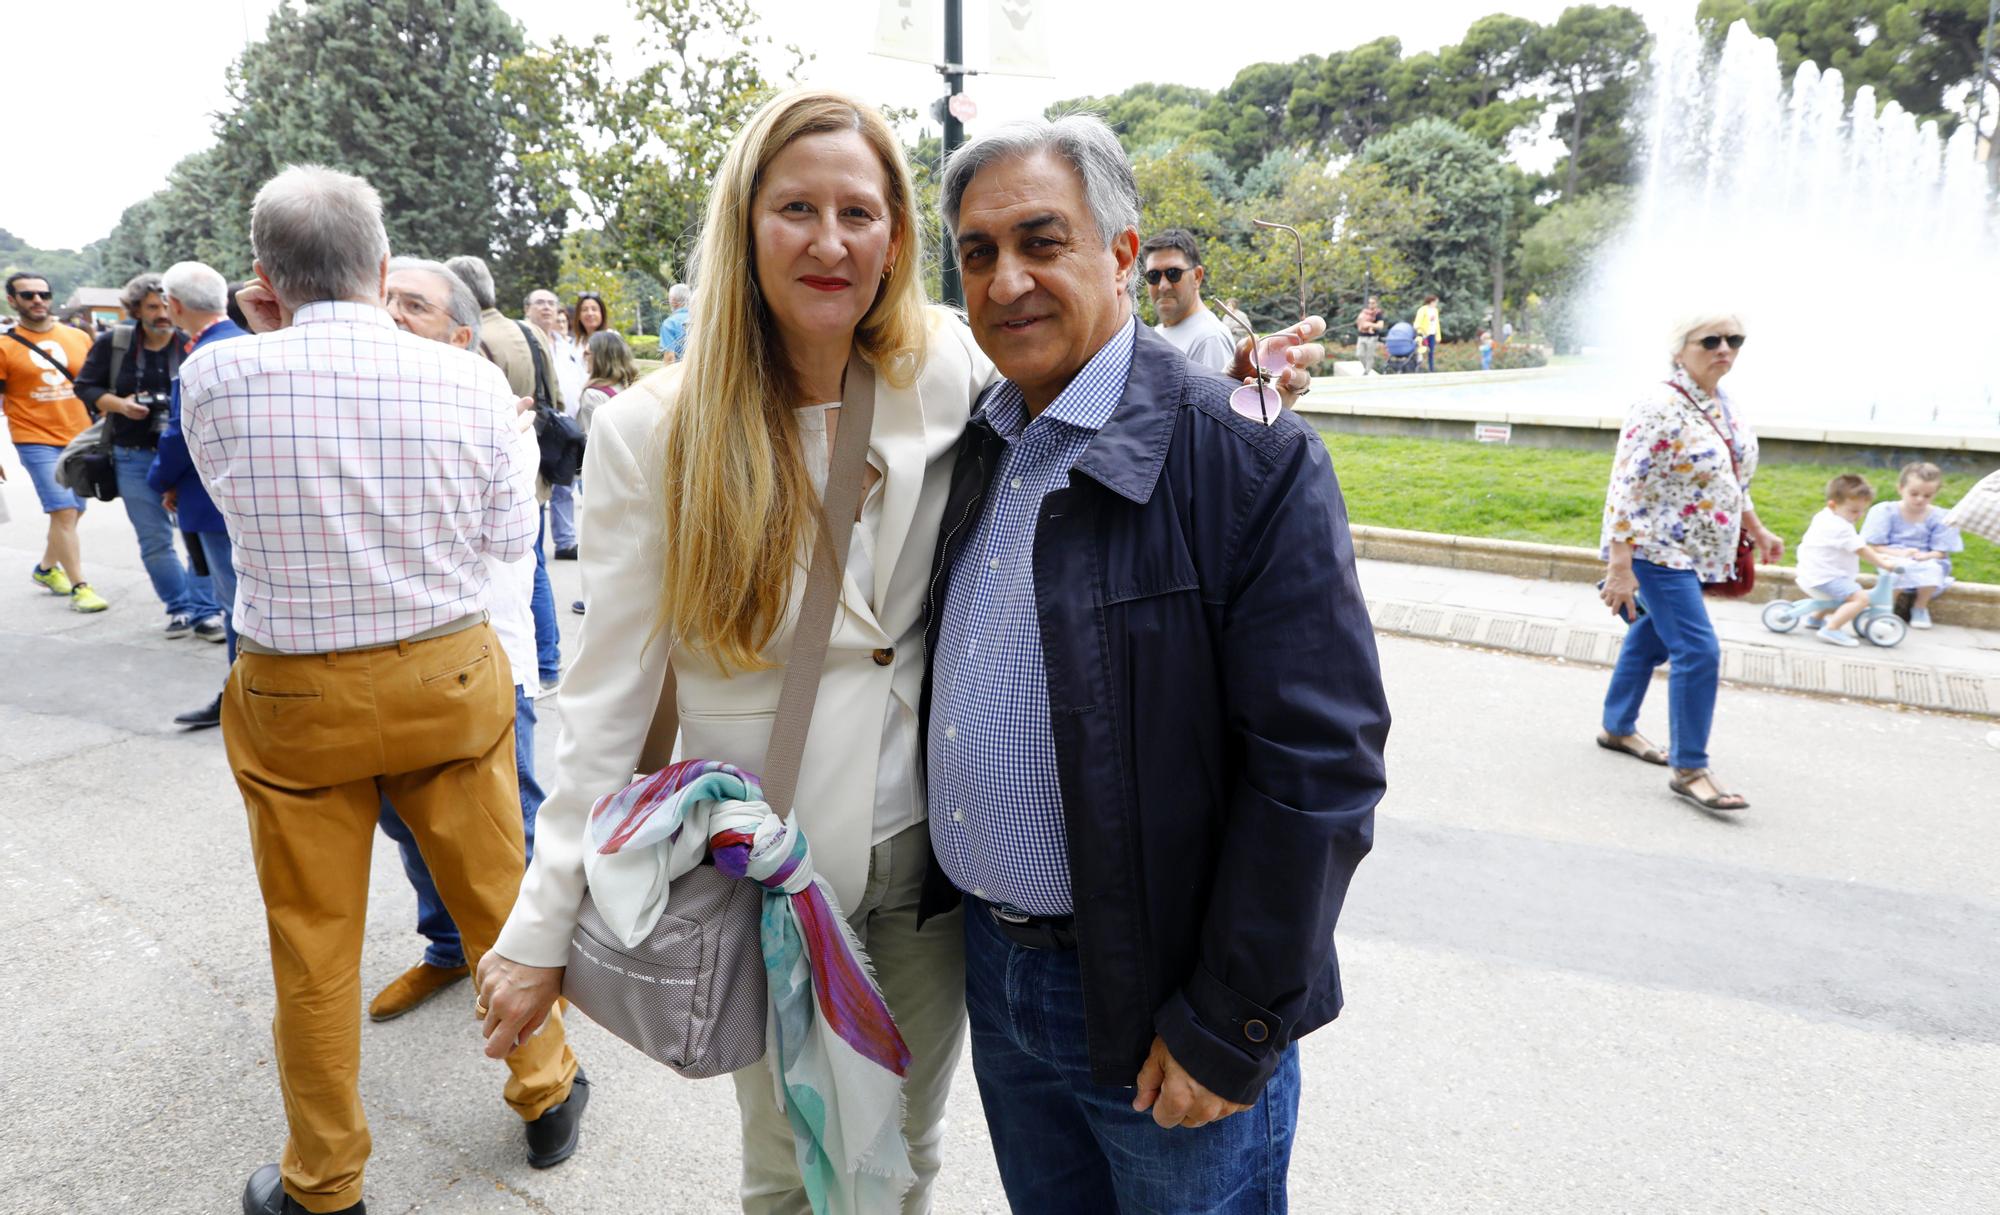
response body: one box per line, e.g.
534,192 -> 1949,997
1070,322 -> 1192,505
966,322 -> 1196,506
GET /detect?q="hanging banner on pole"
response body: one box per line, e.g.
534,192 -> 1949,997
989,0 -> 1054,78
873,0 -> 935,65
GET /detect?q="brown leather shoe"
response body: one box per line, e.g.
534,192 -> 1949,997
368,961 -> 470,1022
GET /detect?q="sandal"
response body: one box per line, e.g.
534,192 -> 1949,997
1669,768 -> 1749,813
1596,732 -> 1669,766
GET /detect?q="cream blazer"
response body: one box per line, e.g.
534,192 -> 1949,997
494,310 -> 996,967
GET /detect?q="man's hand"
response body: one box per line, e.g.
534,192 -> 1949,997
1132,1036 -> 1253,1130
98,394 -> 149,421
234,283 -> 285,334
1228,315 -> 1327,407
160,488 -> 178,513
474,951 -> 564,1059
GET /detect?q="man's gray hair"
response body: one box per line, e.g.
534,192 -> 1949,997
119,272 -> 164,315
161,262 -> 228,314
941,114 -> 1140,296
389,256 -> 481,348
250,164 -> 389,306
446,255 -> 498,311
668,283 -> 691,308
524,288 -> 557,309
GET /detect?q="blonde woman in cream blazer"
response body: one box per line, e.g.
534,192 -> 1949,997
490,308 -> 993,1209
476,88 -> 1003,1215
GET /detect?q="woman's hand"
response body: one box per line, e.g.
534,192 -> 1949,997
1601,564 -> 1640,622
1753,526 -> 1784,564
475,951 -> 564,1059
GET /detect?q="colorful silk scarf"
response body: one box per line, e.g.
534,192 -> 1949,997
583,759 -> 914,1215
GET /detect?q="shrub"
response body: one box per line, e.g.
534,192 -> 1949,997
627,334 -> 662,360
1429,340 -> 1548,373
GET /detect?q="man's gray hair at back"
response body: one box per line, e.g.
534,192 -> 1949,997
250,164 -> 390,306
161,261 -> 229,314
445,255 -> 498,311
668,283 -> 691,308
939,112 -> 1141,296
389,256 -> 481,349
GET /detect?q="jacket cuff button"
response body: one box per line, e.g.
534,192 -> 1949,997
1243,1019 -> 1269,1044
871,647 -> 894,666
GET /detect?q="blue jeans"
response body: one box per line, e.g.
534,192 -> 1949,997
196,530 -> 238,662
532,507 -> 560,683
13,442 -> 86,513
548,481 -> 577,550
1602,560 -> 1721,770
377,686 -> 543,969
963,906 -> 1301,1214
112,446 -> 218,619
1424,335 -> 1436,372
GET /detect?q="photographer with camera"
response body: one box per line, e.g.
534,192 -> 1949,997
74,273 -> 224,640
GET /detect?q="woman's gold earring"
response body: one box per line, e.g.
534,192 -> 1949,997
883,262 -> 895,281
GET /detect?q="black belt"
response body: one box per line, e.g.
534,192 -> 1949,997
982,900 -> 1077,951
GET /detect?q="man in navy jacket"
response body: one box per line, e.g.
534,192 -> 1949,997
921,115 -> 1389,1213
149,261 -> 248,728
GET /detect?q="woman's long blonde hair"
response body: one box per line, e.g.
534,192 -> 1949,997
659,88 -> 929,673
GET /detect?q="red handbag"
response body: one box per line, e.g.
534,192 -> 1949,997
1666,381 -> 1757,598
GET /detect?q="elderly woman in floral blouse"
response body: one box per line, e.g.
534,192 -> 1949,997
1596,312 -> 1784,813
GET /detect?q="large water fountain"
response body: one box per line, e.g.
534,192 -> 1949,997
1585,20 -> 1999,431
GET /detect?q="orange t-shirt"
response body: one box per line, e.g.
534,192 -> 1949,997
1,323 -> 93,446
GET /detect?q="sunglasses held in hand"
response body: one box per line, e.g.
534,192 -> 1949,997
1216,220 -> 1310,426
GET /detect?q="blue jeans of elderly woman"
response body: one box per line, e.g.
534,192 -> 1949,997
1602,560 -> 1720,770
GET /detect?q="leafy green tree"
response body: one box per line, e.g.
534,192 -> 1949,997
1533,5 -> 1652,199
90,0 -> 545,297
0,229 -> 103,302
1514,185 -> 1634,350
1697,0 -> 1991,136
1360,117 -> 1513,338
498,0 -> 801,290
1198,61 -> 1303,171
1052,83 -> 1217,153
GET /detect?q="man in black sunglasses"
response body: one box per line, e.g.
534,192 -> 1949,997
1138,228 -> 1234,373
3,271 -> 106,611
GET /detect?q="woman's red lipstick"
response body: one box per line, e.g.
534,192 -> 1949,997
800,276 -> 851,292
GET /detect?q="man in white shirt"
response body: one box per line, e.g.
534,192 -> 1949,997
1140,228 -> 1234,373
365,256 -> 549,1024
526,287 -> 581,559
183,165 -> 588,1215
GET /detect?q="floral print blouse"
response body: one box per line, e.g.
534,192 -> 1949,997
1600,367 -> 1759,582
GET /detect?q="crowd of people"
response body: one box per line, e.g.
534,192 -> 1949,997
3,88 -> 1387,1215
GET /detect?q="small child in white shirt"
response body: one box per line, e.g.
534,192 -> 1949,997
1795,474 -> 1903,647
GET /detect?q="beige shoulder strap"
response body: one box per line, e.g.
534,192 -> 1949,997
636,358 -> 876,819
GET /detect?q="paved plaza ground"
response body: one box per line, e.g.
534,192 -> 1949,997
3,495 -> 1997,1214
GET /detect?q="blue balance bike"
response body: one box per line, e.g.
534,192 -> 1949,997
1760,567 -> 1907,647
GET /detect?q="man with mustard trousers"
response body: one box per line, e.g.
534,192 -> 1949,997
182,164 -> 589,1215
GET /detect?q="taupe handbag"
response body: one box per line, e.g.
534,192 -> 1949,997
561,359 -> 877,1079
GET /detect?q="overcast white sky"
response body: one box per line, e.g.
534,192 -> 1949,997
1,0 -> 1696,251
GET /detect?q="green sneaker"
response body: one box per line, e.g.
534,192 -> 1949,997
31,564 -> 74,596
69,583 -> 110,613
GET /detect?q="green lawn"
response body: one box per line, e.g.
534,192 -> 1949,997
1317,431 -> 2000,585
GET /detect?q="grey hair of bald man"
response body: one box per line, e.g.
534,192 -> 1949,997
388,256 -> 481,348
668,282 -> 691,307
445,255 -> 498,311
161,261 -> 228,314
250,164 -> 390,306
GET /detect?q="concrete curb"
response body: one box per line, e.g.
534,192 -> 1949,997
1351,525 -> 2000,631
1366,594 -> 2000,718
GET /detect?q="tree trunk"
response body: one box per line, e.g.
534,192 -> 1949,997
1566,87 -> 1585,200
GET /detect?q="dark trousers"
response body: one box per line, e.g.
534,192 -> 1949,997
963,906 -> 1301,1214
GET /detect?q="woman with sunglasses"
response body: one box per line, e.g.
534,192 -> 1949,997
1597,313 -> 1782,813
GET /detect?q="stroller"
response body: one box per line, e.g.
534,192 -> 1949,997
1760,566 -> 1908,647
1381,321 -> 1422,374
